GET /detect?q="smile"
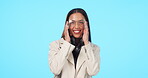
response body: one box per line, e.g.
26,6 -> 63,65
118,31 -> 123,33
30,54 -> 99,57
73,30 -> 81,34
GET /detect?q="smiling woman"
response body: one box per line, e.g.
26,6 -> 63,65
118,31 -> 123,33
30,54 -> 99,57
48,8 -> 100,78
68,13 -> 85,38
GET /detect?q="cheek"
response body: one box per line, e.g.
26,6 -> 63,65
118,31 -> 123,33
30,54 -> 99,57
69,26 -> 73,30
81,27 -> 84,32
79,27 -> 84,35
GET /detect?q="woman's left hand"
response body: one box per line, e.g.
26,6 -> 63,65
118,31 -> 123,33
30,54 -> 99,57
83,21 -> 89,45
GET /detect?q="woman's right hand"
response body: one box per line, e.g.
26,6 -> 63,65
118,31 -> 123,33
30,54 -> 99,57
64,21 -> 70,42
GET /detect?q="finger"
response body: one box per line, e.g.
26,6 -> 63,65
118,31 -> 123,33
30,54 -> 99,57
66,21 -> 69,27
66,29 -> 69,37
84,21 -> 89,35
65,21 -> 70,35
84,21 -> 88,29
64,21 -> 68,29
64,21 -> 69,32
83,29 -> 86,35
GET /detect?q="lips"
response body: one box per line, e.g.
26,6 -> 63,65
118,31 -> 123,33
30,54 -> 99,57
73,30 -> 81,34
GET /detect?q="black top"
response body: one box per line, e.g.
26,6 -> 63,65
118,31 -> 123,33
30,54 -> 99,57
70,36 -> 84,69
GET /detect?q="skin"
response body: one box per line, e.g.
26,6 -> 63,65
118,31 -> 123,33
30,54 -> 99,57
64,13 -> 89,45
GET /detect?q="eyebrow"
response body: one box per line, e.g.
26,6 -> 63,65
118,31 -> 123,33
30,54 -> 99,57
79,19 -> 85,21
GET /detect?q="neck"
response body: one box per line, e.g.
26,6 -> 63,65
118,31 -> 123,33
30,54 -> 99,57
75,38 -> 81,46
70,36 -> 82,46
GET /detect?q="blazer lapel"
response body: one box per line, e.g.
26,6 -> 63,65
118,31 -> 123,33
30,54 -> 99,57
60,38 -> 75,65
67,46 -> 87,72
67,52 -> 74,65
60,38 -> 87,72
76,46 -> 87,73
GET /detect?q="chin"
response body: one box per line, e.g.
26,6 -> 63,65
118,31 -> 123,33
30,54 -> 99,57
73,35 -> 82,38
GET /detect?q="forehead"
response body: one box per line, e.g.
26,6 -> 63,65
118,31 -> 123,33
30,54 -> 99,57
69,13 -> 85,20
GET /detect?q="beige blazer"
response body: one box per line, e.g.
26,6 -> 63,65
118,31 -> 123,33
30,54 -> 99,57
48,38 -> 100,78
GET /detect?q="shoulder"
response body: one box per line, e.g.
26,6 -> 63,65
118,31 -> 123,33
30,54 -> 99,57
87,42 -> 100,48
49,38 -> 64,47
91,42 -> 100,49
85,42 -> 100,51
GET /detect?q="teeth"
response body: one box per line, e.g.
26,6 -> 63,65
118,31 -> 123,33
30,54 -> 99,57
74,30 -> 80,33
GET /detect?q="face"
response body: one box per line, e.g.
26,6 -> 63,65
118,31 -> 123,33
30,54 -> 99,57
68,13 -> 85,38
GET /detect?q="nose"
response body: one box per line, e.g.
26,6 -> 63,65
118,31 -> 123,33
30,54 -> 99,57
75,22 -> 79,29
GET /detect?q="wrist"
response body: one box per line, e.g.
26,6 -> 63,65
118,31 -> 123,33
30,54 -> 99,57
65,38 -> 70,43
84,40 -> 89,45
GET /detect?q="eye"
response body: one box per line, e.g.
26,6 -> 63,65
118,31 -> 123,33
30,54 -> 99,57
69,20 -> 74,24
79,21 -> 84,25
71,21 -> 75,24
69,21 -> 75,26
79,22 -> 84,24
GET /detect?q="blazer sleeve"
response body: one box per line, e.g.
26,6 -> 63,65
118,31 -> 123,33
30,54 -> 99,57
48,39 -> 75,75
84,42 -> 100,76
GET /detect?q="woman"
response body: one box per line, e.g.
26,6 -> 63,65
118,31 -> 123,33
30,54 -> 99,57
48,8 -> 100,78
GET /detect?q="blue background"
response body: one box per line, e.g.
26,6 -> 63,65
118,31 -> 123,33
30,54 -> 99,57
0,0 -> 148,78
